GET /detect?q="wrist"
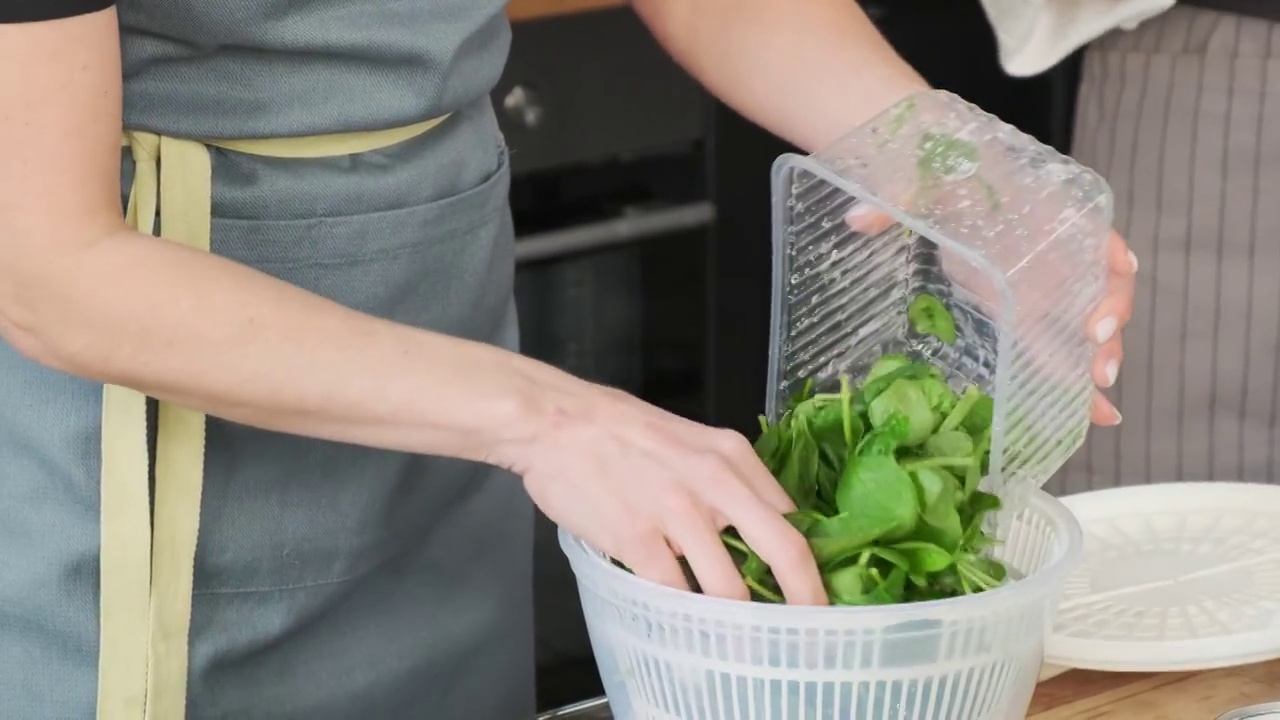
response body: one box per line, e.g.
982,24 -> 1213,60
804,75 -> 930,153
464,349 -> 595,472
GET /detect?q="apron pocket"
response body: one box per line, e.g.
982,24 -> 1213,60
193,147 -> 516,594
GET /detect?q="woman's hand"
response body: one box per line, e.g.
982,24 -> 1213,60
493,378 -> 829,606
1089,232 -> 1137,425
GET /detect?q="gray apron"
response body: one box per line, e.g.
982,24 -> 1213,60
0,2 -> 535,718
1051,5 -> 1280,494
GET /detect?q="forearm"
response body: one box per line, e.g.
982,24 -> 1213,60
6,228 -> 566,463
0,9 -> 574,466
633,0 -> 928,153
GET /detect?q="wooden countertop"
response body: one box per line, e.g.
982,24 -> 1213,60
507,0 -> 627,22
540,661 -> 1280,718
1029,661 -> 1280,718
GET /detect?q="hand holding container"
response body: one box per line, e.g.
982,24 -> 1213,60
769,89 -> 1113,503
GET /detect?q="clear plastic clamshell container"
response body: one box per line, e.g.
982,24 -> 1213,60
560,90 -> 1102,720
769,89 -> 1113,504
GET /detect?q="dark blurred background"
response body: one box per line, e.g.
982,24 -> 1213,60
496,0 -> 1083,711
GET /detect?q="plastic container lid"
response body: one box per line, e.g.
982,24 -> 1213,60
560,489 -> 1083,720
1045,482 -> 1280,672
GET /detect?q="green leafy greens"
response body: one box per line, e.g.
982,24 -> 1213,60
729,294 -> 1007,606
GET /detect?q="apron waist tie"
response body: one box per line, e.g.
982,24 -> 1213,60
99,114 -> 450,720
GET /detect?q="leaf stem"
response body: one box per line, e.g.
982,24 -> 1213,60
744,576 -> 783,603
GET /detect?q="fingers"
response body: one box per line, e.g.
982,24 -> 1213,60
1107,230 -> 1139,276
1091,391 -> 1121,426
844,203 -> 897,235
1087,270 -> 1135,344
695,459 -> 828,606
614,522 -> 691,594
662,493 -> 749,601
1091,333 -> 1124,427
1092,334 -> 1124,390
634,404 -> 797,517
1086,233 -> 1136,406
711,430 -> 796,514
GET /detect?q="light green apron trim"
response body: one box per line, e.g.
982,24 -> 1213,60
100,114 -> 450,720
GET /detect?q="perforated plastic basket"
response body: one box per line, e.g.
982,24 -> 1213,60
561,490 -> 1081,719
561,90 -> 1106,719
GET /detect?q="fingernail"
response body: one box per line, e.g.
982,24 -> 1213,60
845,204 -> 875,220
1094,316 -> 1118,344
1127,250 -> 1139,273
1103,359 -> 1119,388
844,205 -> 876,229
1110,409 -> 1123,425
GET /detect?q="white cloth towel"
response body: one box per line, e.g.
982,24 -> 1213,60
978,0 -> 1176,76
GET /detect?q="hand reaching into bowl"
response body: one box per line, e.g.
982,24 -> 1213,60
492,372 -> 830,606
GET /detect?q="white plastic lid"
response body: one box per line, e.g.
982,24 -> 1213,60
1045,482 -> 1280,672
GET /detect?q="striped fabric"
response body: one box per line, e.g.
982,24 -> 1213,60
1050,5 -> 1280,494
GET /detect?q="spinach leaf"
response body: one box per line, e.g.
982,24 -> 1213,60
911,466 -> 964,551
892,540 -> 955,579
627,293 -> 1013,608
939,384 -> 982,433
925,430 -> 974,459
855,363 -> 933,413
963,429 -> 992,498
865,354 -> 911,384
836,455 -> 919,541
855,414 -> 910,457
805,512 -> 899,569
777,416 -> 820,510
917,375 -> 958,416
830,566 -> 908,606
962,395 -> 995,438
908,293 -> 958,345
918,132 -> 979,182
868,379 -> 939,447
824,562 -> 869,602
752,418 -> 787,472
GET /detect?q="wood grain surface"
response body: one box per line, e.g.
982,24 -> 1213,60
1029,661 -> 1280,718
507,0 -> 627,21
